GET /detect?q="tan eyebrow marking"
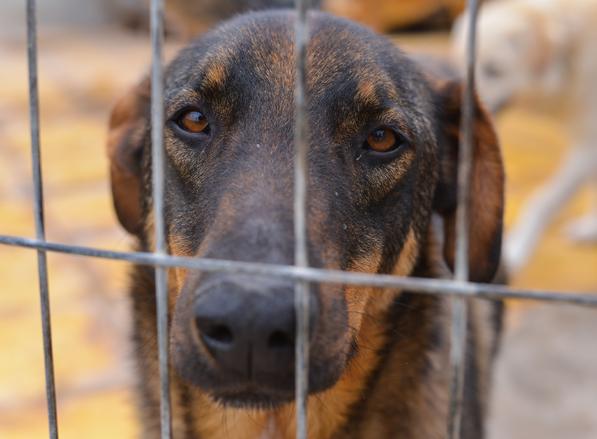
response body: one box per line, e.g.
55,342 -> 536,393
202,61 -> 228,90
199,46 -> 235,91
356,80 -> 380,106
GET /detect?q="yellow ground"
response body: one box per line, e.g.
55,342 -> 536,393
0,29 -> 595,438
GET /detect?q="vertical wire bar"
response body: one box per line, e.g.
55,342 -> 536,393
448,1 -> 479,438
26,1 -> 59,437
293,1 -> 310,438
150,0 -> 172,437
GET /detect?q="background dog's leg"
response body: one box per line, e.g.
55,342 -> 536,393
505,146 -> 595,274
564,167 -> 597,243
563,81 -> 597,244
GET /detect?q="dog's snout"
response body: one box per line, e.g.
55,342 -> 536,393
193,279 -> 317,383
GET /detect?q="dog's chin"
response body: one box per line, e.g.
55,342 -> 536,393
209,387 -> 294,410
172,327 -> 355,407
173,351 -> 350,410
176,365 -> 344,409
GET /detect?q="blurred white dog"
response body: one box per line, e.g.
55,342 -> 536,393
452,0 -> 597,274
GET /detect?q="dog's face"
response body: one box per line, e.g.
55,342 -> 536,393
452,3 -> 559,112
108,11 -> 503,409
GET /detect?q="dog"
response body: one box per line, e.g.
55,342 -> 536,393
107,0 -> 320,37
325,0 -> 465,33
167,0 -> 321,37
108,10 -> 505,438
452,0 -> 597,274
115,0 -> 461,38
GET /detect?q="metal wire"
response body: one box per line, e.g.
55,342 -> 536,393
2,235 -> 597,306
448,1 -> 480,438
149,0 -> 172,437
25,1 -> 59,437
293,1 -> 310,438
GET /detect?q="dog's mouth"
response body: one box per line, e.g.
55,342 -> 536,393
173,348 -> 350,409
172,335 -> 354,410
209,385 -> 296,410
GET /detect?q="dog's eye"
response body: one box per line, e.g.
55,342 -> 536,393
177,110 -> 209,134
365,127 -> 398,153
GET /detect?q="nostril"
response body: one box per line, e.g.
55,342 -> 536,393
206,324 -> 234,344
196,318 -> 234,349
268,330 -> 294,350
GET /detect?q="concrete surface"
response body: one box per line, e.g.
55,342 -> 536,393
489,305 -> 597,439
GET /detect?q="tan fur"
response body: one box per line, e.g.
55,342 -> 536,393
355,80 -> 379,107
203,58 -> 229,90
325,0 -> 464,32
169,234 -> 194,290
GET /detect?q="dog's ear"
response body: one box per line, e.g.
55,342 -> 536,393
107,78 -> 150,235
432,80 -> 505,282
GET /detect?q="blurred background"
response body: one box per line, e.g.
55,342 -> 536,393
0,1 -> 596,438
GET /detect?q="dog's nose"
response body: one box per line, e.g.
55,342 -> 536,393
193,278 -> 317,382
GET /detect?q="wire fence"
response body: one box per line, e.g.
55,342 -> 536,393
2,0 -> 597,438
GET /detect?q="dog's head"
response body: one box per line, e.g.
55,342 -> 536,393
451,1 -> 568,112
108,11 -> 503,409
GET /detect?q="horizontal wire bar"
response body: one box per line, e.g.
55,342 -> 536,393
2,234 -> 596,305
25,0 -> 59,437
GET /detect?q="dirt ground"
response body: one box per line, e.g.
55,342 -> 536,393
489,304 -> 597,439
0,27 -> 595,438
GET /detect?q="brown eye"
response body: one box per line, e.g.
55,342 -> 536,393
366,127 -> 397,153
177,110 -> 209,134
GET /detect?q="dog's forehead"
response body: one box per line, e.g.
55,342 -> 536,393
165,11 -> 421,104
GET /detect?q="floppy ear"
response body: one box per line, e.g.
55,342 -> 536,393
433,80 -> 505,283
107,78 -> 150,235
